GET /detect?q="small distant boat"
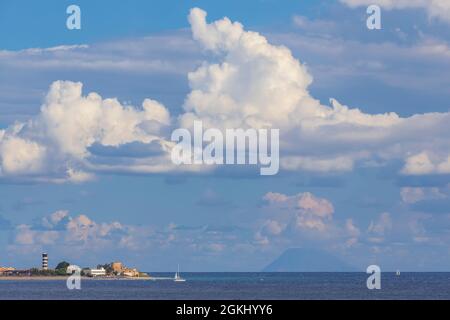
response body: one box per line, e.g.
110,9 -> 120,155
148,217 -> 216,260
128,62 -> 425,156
174,265 -> 186,282
396,270 -> 401,276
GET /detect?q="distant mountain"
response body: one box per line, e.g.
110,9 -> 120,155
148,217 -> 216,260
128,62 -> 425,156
263,248 -> 356,272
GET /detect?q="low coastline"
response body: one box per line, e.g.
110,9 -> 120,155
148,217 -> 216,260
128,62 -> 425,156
0,276 -> 154,281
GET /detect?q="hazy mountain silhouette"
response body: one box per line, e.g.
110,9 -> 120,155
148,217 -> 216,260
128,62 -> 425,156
263,248 -> 356,272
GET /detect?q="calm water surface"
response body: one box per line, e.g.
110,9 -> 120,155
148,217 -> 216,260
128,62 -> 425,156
0,272 -> 449,300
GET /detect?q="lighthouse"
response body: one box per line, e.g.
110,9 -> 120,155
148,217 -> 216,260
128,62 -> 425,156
42,253 -> 48,270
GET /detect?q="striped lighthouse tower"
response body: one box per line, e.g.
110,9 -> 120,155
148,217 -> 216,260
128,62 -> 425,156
42,253 -> 48,270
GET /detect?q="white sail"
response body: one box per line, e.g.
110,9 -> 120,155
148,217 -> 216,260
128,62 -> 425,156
174,264 -> 186,282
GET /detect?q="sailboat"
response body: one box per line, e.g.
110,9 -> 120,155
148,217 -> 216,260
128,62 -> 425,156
396,270 -> 401,276
174,264 -> 186,282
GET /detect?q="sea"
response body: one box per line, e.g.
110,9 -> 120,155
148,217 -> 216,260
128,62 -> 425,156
0,272 -> 449,300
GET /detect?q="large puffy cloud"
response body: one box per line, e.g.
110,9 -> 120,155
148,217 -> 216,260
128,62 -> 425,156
1,8 -> 450,182
181,8 -> 450,174
39,81 -> 170,157
0,80 -> 180,182
183,8 -> 317,130
341,0 -> 450,24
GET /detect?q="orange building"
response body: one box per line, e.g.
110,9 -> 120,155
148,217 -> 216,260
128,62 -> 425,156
112,262 -> 123,273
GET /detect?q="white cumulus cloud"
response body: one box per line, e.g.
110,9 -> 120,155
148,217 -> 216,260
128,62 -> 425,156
1,8 -> 450,182
181,8 -> 450,175
0,80 -> 178,182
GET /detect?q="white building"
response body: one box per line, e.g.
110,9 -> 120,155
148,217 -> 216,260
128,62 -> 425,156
86,267 -> 106,277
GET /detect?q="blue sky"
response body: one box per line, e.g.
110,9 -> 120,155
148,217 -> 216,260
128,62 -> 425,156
0,0 -> 449,272
0,0 -> 330,50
